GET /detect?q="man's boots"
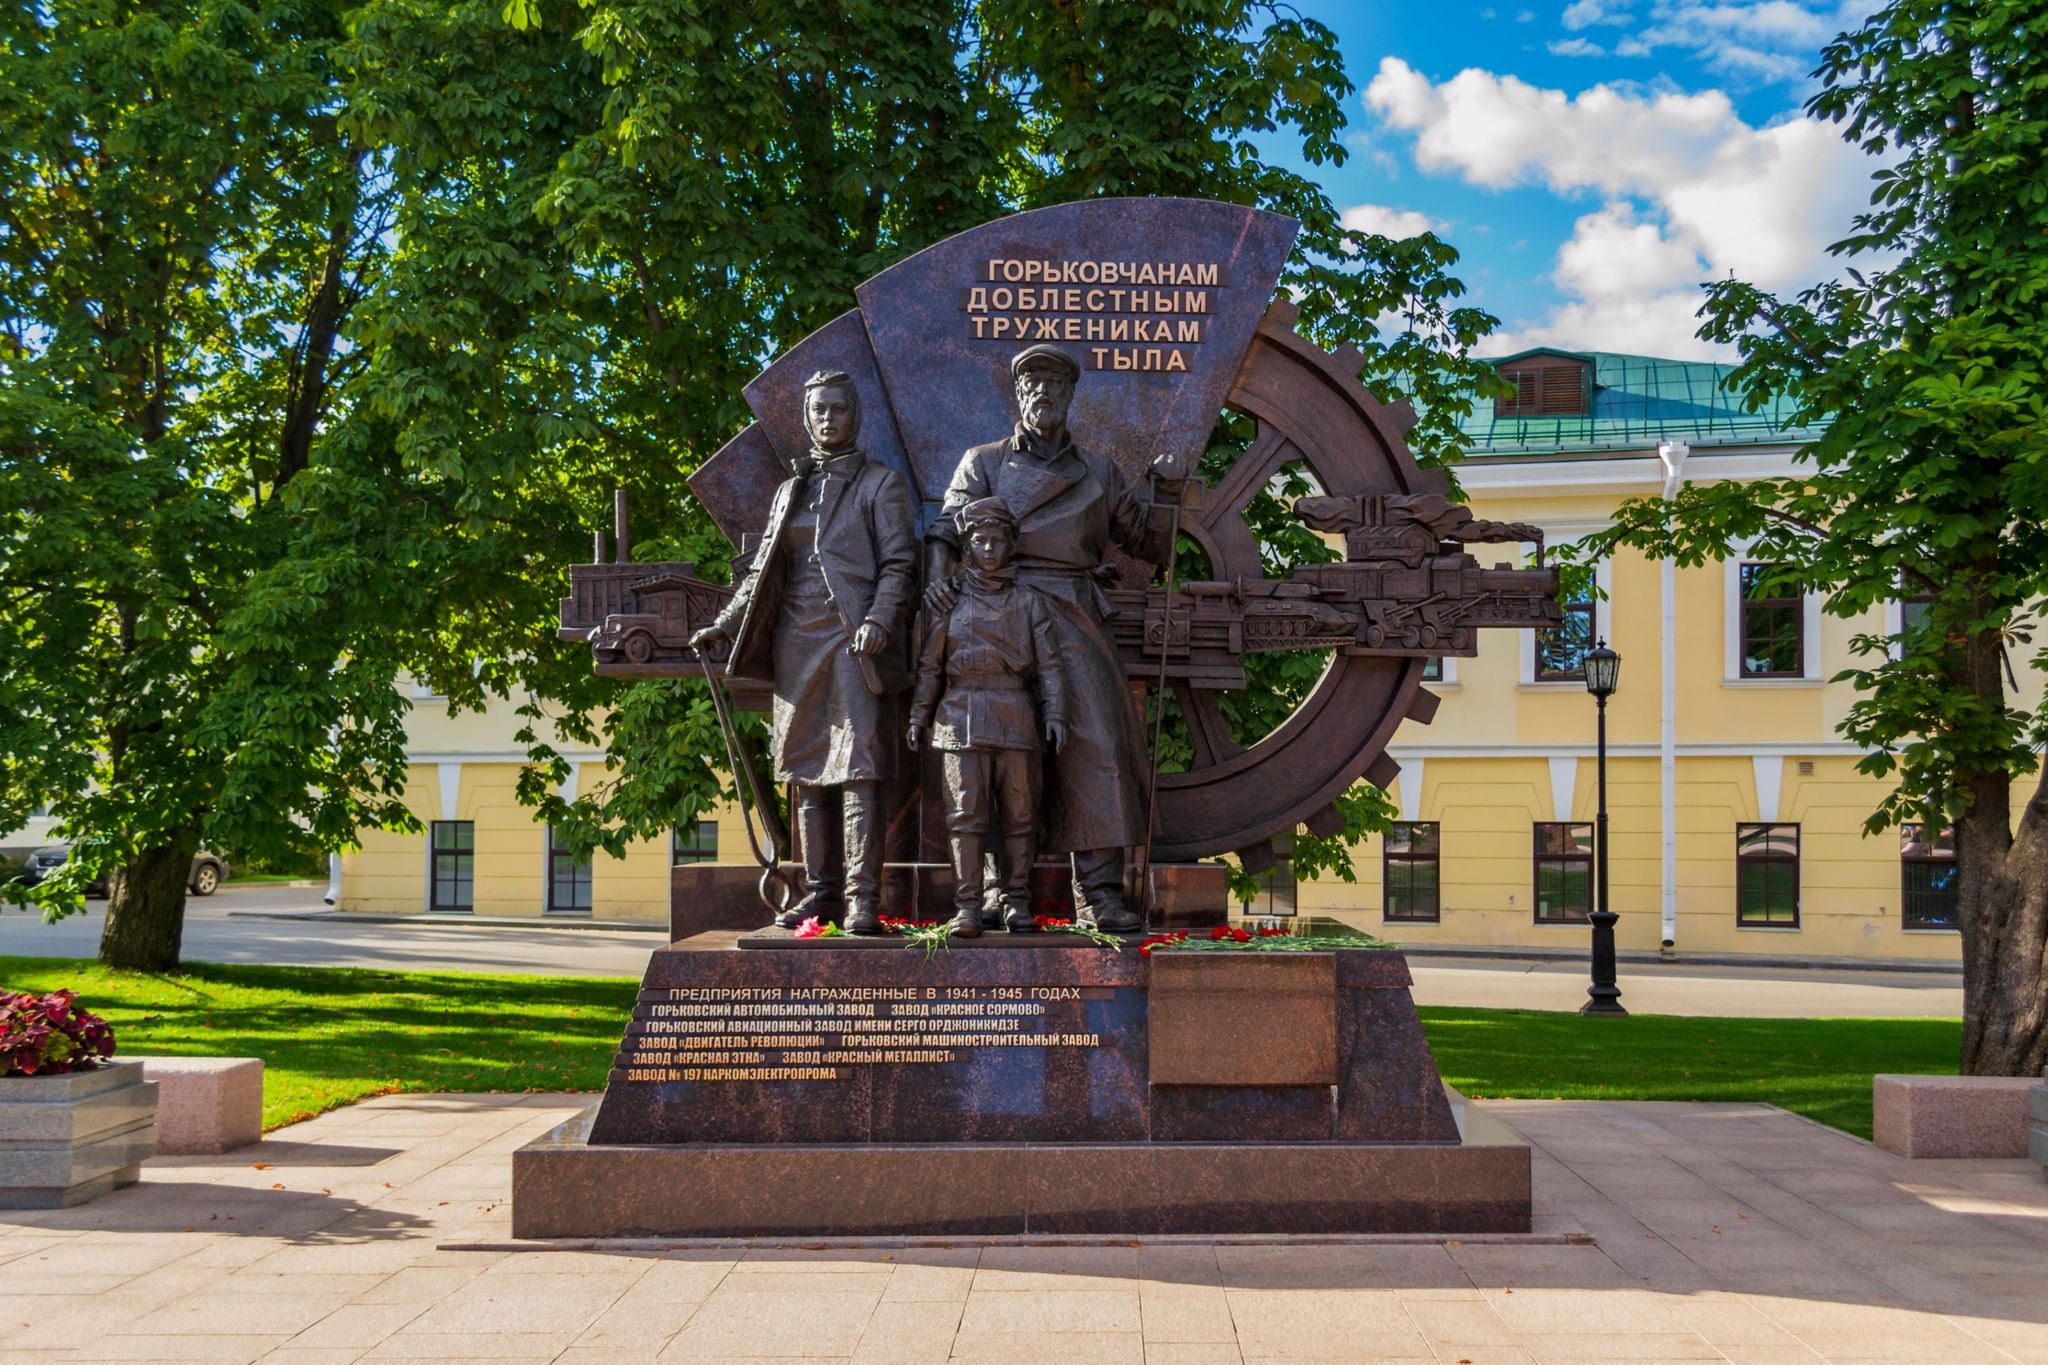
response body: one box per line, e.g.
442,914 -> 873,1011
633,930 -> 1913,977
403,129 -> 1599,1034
1001,835 -> 1039,933
947,830 -> 985,938
842,781 -> 886,935
1072,848 -> 1143,934
774,785 -> 842,929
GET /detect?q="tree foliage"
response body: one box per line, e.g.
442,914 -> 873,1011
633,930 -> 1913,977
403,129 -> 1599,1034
1574,0 -> 2048,1074
1,0 -> 1502,962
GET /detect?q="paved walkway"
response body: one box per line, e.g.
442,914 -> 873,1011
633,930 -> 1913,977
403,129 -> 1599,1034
0,889 -> 1964,1019
2,1093 -> 2042,1362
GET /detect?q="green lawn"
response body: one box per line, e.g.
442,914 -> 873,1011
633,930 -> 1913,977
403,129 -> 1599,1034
0,957 -> 1959,1138
1421,1007 -> 1960,1139
0,957 -> 636,1128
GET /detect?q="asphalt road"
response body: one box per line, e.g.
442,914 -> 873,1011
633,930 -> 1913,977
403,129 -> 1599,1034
0,883 -> 1964,1018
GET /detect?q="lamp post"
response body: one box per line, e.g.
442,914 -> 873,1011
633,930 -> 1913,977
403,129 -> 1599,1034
1581,638 -> 1627,1016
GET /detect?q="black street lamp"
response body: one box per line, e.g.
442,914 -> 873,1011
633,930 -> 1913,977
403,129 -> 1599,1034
1581,638 -> 1627,1016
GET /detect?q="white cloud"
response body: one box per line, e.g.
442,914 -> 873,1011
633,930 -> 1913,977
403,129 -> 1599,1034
1552,202 -> 1705,302
1340,203 -> 1447,239
1516,8 -> 1536,20
1563,0 -> 1635,27
1363,57 -> 1880,357
1601,1 -> 1865,84
1548,37 -> 1608,55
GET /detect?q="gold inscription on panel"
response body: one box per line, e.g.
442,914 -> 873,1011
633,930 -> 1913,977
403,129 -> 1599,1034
621,986 -> 1104,1084
957,258 -> 1228,373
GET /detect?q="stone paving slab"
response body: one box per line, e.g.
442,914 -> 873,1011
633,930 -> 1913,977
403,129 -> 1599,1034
0,1092 -> 2040,1362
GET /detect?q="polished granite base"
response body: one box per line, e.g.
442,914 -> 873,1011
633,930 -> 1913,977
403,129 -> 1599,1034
517,939 -> 1531,1237
512,1087 -> 1530,1237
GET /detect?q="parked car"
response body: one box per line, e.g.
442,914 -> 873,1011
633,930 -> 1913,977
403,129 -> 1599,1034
16,846 -> 230,897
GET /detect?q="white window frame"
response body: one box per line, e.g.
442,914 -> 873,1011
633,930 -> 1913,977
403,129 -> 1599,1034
1723,549 -> 1821,686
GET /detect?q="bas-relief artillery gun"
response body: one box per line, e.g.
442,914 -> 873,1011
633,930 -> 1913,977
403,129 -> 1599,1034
562,493 -> 1558,697
1102,493 -> 1560,693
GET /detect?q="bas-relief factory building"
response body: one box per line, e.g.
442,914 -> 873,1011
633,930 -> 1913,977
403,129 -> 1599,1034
338,347 -> 2040,964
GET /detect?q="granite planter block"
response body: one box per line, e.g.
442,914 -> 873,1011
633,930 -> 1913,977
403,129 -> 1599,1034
1873,1074 -> 2038,1159
1335,951 -> 1460,1142
0,1061 -> 157,1208
130,1057 -> 262,1155
671,864 -> 793,939
1148,954 -> 1336,1086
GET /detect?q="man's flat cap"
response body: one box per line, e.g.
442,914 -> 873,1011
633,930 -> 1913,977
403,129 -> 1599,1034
1010,344 -> 1080,380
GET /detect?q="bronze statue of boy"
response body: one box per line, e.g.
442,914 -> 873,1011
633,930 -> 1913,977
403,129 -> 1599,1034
908,498 -> 1067,938
690,370 -> 919,935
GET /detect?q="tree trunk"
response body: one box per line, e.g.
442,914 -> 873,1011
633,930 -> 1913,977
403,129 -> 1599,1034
1958,761 -> 2048,1077
98,838 -> 197,972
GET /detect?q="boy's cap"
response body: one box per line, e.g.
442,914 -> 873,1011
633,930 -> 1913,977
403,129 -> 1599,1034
956,496 -> 1018,534
1010,344 -> 1080,381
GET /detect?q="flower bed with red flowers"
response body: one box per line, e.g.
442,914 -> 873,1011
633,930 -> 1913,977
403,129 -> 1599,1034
0,990 -> 116,1076
1137,925 -> 1395,957
789,913 -> 1120,954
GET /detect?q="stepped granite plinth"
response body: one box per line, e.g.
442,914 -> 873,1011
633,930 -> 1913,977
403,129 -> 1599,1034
0,1061 -> 157,1209
512,935 -> 1530,1238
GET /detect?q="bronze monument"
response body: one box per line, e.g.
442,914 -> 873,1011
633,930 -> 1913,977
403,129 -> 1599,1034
687,370 -> 918,934
524,198 -> 1569,1240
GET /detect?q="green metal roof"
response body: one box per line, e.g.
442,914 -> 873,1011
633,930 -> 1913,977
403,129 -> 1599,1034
1453,349 -> 1829,456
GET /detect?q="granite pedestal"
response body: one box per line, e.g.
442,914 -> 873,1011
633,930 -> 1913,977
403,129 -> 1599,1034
513,935 -> 1530,1237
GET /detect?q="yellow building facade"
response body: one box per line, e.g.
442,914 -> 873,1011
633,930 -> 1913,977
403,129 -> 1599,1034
336,685 -> 696,922
337,349 -> 2033,963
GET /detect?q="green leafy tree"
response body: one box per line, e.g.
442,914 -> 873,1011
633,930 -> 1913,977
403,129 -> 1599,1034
0,0 -> 401,968
4,0 -> 1502,964
465,0 -> 1503,893
1579,0 -> 2048,1074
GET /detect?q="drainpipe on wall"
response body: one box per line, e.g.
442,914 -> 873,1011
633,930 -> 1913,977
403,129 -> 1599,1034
1657,440 -> 1689,958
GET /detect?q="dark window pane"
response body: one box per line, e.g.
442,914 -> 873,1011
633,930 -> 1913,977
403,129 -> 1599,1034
548,826 -> 593,913
1536,600 -> 1594,681
1901,821 -> 1959,929
1422,657 -> 1443,681
1383,822 -> 1441,923
1739,563 -> 1803,677
1532,822 -> 1593,923
1534,822 -> 1593,856
1735,822 -> 1798,926
429,821 -> 475,911
672,819 -> 720,865
1248,857 -> 1297,917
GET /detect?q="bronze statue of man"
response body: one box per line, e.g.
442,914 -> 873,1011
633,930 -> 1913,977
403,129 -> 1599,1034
925,345 -> 1186,933
691,370 -> 919,934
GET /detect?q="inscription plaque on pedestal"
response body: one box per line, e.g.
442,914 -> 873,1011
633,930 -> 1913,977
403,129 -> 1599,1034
588,939 -> 1147,1145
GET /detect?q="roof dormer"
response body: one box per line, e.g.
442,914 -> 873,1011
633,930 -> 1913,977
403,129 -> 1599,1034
1493,348 -> 1594,418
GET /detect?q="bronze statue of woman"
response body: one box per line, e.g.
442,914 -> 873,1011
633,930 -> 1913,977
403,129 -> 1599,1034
691,371 -> 919,934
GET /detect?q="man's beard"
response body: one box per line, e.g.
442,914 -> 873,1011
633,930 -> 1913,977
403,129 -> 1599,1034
1023,397 -> 1065,431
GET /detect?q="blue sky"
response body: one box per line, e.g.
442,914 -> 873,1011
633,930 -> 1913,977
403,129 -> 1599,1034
1270,1 -> 1884,359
